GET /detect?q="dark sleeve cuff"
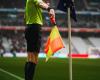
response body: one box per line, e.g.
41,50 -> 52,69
47,7 -> 52,12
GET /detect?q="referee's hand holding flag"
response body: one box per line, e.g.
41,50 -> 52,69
44,16 -> 64,62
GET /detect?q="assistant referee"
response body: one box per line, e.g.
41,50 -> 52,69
24,0 -> 55,80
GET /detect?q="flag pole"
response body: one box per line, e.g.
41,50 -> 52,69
68,8 -> 72,80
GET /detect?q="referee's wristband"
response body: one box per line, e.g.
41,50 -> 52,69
47,7 -> 52,12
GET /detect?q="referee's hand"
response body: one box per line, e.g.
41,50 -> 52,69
48,9 -> 55,20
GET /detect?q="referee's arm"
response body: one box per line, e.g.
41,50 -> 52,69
37,0 -> 55,18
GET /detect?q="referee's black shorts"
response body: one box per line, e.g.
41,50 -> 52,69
25,24 -> 42,53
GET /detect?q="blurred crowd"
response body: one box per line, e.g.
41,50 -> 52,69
0,0 -> 100,56
0,0 -> 100,28
0,30 -> 48,56
0,30 -> 26,55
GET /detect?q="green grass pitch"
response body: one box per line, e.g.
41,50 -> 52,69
0,57 -> 100,80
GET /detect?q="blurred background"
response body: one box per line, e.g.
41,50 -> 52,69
0,0 -> 100,58
0,0 -> 100,80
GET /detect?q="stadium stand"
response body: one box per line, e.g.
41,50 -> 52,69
71,37 -> 88,53
0,0 -> 25,8
88,37 -> 100,47
0,30 -> 26,54
86,0 -> 100,11
0,0 -> 100,28
0,0 -> 100,57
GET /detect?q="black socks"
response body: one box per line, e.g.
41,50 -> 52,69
25,62 -> 36,80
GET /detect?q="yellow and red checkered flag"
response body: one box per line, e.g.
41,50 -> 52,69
44,23 -> 64,61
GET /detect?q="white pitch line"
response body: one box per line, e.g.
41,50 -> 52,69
0,68 -> 24,80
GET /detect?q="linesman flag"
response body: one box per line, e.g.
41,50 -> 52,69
57,0 -> 77,22
44,17 -> 65,61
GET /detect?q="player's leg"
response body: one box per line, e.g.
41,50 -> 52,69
25,52 -> 38,80
24,24 -> 41,80
27,52 -> 38,64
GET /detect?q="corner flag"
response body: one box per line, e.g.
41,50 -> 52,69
57,0 -> 77,22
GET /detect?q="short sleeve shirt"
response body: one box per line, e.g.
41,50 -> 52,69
25,0 -> 43,25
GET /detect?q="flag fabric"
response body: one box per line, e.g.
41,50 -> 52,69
57,0 -> 77,21
44,26 -> 64,61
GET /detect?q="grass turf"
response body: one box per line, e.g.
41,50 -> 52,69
0,57 -> 100,80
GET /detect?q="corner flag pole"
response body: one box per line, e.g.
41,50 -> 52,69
68,8 -> 72,80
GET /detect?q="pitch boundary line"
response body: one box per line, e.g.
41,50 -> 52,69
0,68 -> 24,80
